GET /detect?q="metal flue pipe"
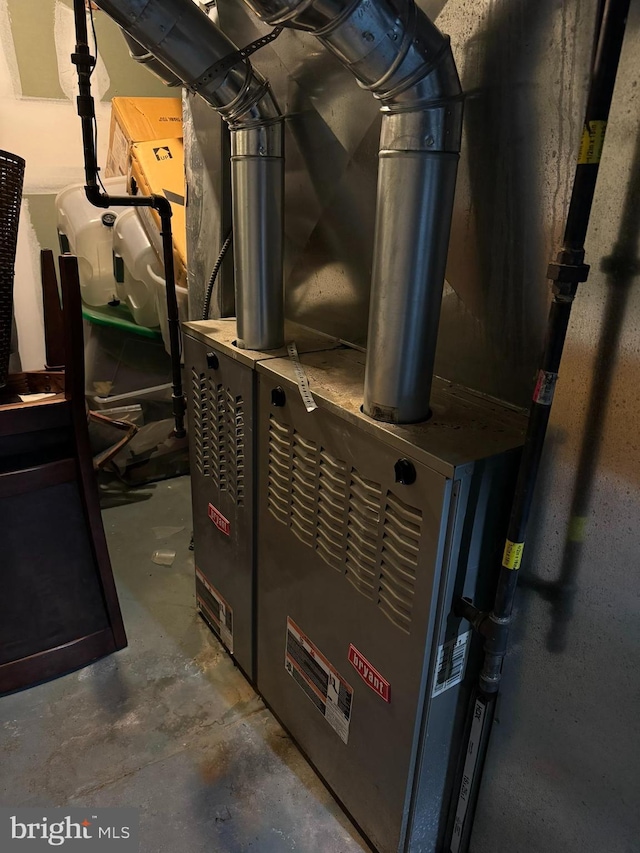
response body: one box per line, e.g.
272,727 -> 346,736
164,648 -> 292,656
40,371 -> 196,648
120,31 -> 182,87
94,0 -> 285,350
242,0 -> 462,421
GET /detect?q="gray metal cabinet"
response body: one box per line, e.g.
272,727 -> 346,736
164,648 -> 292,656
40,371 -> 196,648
254,348 -> 524,852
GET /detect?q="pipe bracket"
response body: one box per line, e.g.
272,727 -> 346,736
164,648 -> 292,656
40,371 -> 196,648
191,25 -> 283,94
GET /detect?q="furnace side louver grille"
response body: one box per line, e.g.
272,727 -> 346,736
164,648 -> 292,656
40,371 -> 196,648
265,416 -> 422,630
378,493 -> 422,632
268,415 -> 292,524
317,450 -> 348,570
215,383 -> 227,492
190,369 -> 245,504
191,369 -> 209,477
291,433 -> 318,547
345,473 -> 381,599
266,416 -> 320,544
225,390 -> 246,506
235,395 -> 246,507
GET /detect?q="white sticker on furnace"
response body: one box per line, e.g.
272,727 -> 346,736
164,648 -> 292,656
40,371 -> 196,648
196,568 -> 234,654
285,618 -> 353,744
432,631 -> 471,698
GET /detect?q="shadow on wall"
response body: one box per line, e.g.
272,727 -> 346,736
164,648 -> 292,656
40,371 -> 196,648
522,126 -> 640,653
440,0 -> 595,407
281,37 -> 380,344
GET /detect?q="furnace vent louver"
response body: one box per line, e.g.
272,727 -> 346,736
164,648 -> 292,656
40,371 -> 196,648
291,434 -> 318,547
214,383 -> 226,491
191,369 -> 210,477
189,365 -> 245,505
225,389 -> 245,507
378,494 -> 422,633
267,416 -> 292,523
265,415 -> 421,630
345,473 -> 381,600
317,450 -> 348,570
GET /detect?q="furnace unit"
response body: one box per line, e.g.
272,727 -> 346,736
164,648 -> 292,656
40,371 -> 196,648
255,347 -> 525,852
183,320 -> 339,680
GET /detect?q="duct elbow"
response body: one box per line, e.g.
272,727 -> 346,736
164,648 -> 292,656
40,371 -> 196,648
218,74 -> 282,129
84,185 -> 109,208
239,0 -> 462,421
95,0 -> 282,127
242,0 -> 462,145
244,2 -> 458,94
90,0 -> 284,352
377,34 -> 462,157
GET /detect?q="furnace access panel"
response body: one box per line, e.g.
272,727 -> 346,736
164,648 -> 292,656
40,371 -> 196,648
254,347 -> 525,852
183,320 -> 339,680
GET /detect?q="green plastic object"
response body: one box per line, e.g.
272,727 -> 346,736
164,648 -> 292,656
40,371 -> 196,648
82,302 -> 162,340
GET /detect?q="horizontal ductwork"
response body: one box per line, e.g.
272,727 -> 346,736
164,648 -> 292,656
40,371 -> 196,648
95,0 -> 284,350
242,0 -> 462,421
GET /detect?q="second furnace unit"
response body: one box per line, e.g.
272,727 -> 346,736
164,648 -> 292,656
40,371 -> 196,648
254,347 -> 525,852
183,319 -> 339,680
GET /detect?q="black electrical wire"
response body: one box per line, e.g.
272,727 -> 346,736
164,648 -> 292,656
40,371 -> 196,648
202,230 -> 233,320
89,4 -> 98,77
88,2 -> 107,194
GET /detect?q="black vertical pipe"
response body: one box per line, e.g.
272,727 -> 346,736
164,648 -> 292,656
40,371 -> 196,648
71,0 -> 186,437
450,1 -> 631,849
480,0 -> 630,692
563,0 -> 630,253
523,127 -> 640,653
72,1 -> 100,192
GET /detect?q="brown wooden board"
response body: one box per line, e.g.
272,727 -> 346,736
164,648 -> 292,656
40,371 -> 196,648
0,255 -> 126,694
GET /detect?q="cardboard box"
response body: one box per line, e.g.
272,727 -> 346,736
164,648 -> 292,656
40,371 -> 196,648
130,137 -> 187,290
106,97 -> 182,178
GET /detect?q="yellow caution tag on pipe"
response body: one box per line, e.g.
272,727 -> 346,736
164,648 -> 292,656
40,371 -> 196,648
578,120 -> 607,165
502,540 -> 524,571
568,515 -> 587,542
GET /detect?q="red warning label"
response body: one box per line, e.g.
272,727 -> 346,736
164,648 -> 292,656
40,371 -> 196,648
348,644 -> 390,702
208,503 -> 230,536
195,567 -> 233,654
285,618 -> 353,743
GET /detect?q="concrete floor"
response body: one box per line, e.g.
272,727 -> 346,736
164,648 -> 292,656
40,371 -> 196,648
0,476 -> 370,853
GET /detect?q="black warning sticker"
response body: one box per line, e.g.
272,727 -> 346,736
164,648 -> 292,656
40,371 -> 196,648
285,617 -> 352,744
196,568 -> 233,654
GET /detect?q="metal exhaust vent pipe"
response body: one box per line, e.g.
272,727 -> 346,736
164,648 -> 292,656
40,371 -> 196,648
120,31 -> 182,87
94,0 -> 284,350
242,0 -> 462,421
